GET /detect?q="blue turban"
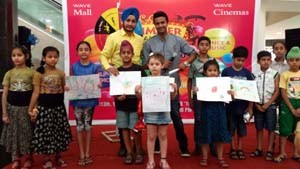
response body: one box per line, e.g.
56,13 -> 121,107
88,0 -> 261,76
121,7 -> 139,22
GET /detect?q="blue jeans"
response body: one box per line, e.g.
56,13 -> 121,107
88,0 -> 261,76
171,94 -> 188,151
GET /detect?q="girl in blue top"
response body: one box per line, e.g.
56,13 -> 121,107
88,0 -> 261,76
68,41 -> 102,166
196,59 -> 231,168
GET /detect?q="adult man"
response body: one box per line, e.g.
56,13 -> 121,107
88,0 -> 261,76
142,11 -> 196,157
100,7 -> 144,158
100,7 -> 144,75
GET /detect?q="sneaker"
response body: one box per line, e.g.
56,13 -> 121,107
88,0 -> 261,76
180,149 -> 191,157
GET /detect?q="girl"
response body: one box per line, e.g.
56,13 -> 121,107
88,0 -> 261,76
68,41 -> 102,166
1,45 -> 35,169
197,59 -> 231,168
135,53 -> 177,169
28,46 -> 72,169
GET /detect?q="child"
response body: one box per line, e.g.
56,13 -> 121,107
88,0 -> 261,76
68,41 -> 102,166
28,46 -> 72,169
271,41 -> 289,74
274,46 -> 300,163
1,45 -> 35,169
187,36 -> 212,155
135,53 -> 177,169
221,46 -> 254,160
195,59 -> 231,168
250,51 -> 279,161
115,40 -> 145,164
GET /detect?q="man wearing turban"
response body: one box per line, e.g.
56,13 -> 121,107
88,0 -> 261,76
100,7 -> 143,75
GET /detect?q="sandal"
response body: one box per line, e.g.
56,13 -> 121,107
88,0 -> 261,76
135,154 -> 144,164
11,160 -> 21,169
292,156 -> 300,163
21,157 -> 34,169
200,158 -> 208,167
229,149 -> 239,160
218,159 -> 229,168
237,149 -> 246,160
146,161 -> 156,169
265,151 -> 274,161
43,159 -> 55,169
124,154 -> 133,164
77,158 -> 85,166
250,149 -> 263,157
85,156 -> 93,165
160,157 -> 170,169
55,155 -> 67,168
273,154 -> 287,163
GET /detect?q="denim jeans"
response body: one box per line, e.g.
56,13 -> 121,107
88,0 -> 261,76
170,94 -> 188,151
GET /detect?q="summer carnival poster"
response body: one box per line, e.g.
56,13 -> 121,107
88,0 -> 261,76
63,0 -> 256,124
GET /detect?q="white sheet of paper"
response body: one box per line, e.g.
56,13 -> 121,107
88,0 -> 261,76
109,71 -> 141,95
231,79 -> 260,102
142,76 -> 170,112
196,77 -> 232,102
65,74 -> 101,100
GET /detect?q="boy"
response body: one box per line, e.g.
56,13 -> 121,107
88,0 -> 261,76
221,46 -> 254,160
115,40 -> 146,164
187,36 -> 212,155
274,46 -> 300,163
250,51 -> 279,161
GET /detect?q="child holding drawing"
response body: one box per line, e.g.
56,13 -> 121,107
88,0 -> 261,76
135,53 -> 177,169
114,40 -> 145,164
68,41 -> 102,166
195,59 -> 231,168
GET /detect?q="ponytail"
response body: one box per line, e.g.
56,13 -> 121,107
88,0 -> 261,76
36,60 -> 45,73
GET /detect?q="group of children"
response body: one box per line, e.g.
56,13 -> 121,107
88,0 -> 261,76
1,37 -> 300,169
187,37 -> 300,168
1,45 -> 72,169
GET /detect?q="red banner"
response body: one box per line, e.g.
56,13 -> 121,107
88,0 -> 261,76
64,0 -> 256,123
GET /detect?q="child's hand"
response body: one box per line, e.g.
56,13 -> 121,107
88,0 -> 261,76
227,90 -> 235,96
170,83 -> 177,91
261,103 -> 270,110
296,108 -> 300,117
192,87 -> 199,94
2,115 -> 9,124
97,82 -> 102,89
135,85 -> 142,94
255,104 -> 265,112
64,86 -> 70,91
117,95 -> 126,101
107,66 -> 119,76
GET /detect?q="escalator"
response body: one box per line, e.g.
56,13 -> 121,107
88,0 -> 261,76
18,0 -> 63,40
17,0 -> 65,70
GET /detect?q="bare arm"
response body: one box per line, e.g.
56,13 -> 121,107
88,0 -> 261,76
28,83 -> 40,115
281,88 -> 297,115
262,75 -> 280,110
2,86 -> 9,123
